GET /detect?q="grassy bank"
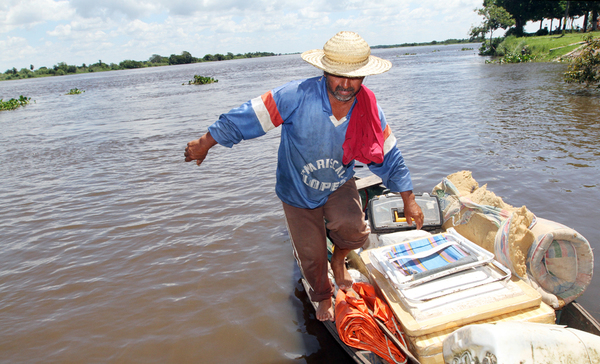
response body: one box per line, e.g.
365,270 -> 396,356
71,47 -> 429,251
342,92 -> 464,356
497,31 -> 600,62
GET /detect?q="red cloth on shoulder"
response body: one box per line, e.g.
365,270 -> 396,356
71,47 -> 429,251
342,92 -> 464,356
342,85 -> 384,165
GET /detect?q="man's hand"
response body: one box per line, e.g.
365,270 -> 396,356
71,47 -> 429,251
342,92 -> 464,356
399,190 -> 424,230
184,132 -> 218,166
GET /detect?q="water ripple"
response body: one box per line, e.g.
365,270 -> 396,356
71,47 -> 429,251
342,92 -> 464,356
1,45 -> 599,363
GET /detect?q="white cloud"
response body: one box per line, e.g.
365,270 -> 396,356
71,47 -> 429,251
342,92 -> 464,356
47,23 -> 72,37
46,16 -> 115,43
69,0 -> 163,19
0,0 -> 74,33
0,0 -> 486,70
0,36 -> 37,69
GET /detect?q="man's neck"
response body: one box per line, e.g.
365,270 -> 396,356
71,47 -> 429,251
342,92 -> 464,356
328,93 -> 355,120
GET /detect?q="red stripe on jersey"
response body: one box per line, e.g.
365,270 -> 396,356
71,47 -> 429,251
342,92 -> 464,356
383,124 -> 392,140
261,91 -> 284,127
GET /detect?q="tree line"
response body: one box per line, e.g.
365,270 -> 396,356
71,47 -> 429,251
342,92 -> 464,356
494,0 -> 600,35
1,51 -> 277,81
470,0 -> 600,55
470,0 -> 600,88
372,38 -> 474,49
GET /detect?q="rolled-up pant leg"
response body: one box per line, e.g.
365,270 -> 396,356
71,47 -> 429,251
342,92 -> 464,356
324,179 -> 370,251
283,202 -> 332,302
283,179 -> 369,303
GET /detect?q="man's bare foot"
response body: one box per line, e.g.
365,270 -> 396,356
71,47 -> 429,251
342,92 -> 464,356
316,298 -> 334,321
331,247 -> 353,291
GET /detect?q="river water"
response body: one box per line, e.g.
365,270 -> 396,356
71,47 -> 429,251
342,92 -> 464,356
0,43 -> 598,363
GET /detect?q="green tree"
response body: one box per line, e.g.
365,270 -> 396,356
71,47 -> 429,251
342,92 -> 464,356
538,1 -> 566,34
169,51 -> 194,65
564,35 -> 600,87
493,0 -> 599,35
493,0 -> 540,36
119,60 -> 144,69
581,2 -> 600,32
470,2 -> 515,55
149,54 -> 167,63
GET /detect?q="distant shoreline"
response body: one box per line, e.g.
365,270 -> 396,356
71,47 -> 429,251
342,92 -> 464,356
0,51 -> 277,83
372,38 -> 476,49
1,39 -> 478,83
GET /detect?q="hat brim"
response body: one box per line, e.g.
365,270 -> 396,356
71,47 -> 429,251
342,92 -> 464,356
301,49 -> 392,77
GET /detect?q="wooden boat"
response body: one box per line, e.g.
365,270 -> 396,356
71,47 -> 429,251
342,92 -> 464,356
299,174 -> 600,364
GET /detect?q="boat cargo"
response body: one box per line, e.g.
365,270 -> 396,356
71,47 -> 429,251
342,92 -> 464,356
297,172 -> 599,364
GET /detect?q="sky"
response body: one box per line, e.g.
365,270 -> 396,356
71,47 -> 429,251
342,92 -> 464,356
0,0 -> 547,72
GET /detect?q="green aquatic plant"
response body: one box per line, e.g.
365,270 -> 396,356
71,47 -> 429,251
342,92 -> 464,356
564,35 -> 600,88
485,53 -> 537,64
187,75 -> 218,85
0,95 -> 31,111
66,88 -> 85,95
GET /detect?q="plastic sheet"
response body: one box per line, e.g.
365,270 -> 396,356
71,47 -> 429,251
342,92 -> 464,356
335,282 -> 408,364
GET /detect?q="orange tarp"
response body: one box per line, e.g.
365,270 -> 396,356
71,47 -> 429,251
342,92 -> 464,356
335,282 -> 408,364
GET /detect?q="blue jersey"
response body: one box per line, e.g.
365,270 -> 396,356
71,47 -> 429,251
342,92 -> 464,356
208,76 -> 413,209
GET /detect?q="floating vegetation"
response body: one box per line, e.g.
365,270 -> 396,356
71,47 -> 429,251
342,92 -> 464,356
461,47 -> 474,51
398,53 -> 416,56
187,75 -> 218,85
0,95 -> 31,111
485,53 -> 537,64
66,88 -> 85,95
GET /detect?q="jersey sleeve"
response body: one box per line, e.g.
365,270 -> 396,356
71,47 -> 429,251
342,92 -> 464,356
208,81 -> 301,148
367,107 -> 414,192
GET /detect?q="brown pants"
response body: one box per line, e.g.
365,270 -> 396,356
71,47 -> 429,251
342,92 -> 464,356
282,179 -> 369,302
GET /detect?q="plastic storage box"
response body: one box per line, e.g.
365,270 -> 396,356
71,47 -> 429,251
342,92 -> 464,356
368,192 -> 443,233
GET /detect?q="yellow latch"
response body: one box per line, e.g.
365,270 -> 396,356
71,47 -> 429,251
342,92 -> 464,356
394,210 -> 406,223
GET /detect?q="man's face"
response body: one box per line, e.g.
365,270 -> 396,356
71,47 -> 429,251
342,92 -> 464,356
325,73 -> 365,103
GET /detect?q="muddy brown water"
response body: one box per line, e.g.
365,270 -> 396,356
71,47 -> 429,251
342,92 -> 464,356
1,43 -> 598,363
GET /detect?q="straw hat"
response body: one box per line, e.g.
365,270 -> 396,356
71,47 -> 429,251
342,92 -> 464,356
301,31 -> 391,77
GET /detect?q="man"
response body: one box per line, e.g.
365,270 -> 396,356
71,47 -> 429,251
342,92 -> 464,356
184,31 -> 423,322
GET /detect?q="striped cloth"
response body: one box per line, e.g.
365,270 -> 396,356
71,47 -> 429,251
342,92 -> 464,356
384,234 -> 469,276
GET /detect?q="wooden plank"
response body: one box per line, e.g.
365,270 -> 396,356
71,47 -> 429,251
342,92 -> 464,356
355,174 -> 383,191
